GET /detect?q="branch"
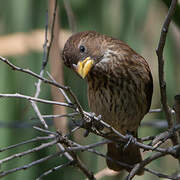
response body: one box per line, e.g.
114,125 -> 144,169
0,56 -> 85,119
33,0 -> 58,129
0,152 -> 61,178
0,140 -> 58,165
156,0 -> 178,145
31,101 -> 48,129
0,93 -> 72,108
0,56 -> 67,90
174,95 -> 180,138
0,136 -> 54,152
126,152 -> 166,180
36,161 -> 73,180
45,0 -> 58,67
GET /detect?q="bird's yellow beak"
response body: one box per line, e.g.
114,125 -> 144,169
76,57 -> 94,79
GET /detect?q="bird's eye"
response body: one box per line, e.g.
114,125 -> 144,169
79,45 -> 86,53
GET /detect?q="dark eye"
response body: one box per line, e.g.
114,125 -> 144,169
79,45 -> 86,53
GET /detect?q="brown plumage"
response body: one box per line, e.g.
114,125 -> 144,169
62,31 -> 153,174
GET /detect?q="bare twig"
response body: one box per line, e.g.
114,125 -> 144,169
0,93 -> 72,108
149,108 -> 162,113
36,161 -> 73,180
34,11 -> 48,98
84,144 -> 178,180
149,124 -> 180,148
42,112 -> 79,119
0,136 -> 54,152
0,152 -> 61,178
156,0 -> 178,145
46,0 -> 58,66
174,95 -> 180,138
0,56 -> 67,90
0,1 -> 179,177
57,143 -> 74,161
126,152 -> 166,180
0,140 -> 58,165
33,126 -> 58,135
47,72 -> 72,104
47,71 -> 85,118
0,56 -> 85,119
72,153 -> 96,180
144,167 -> 179,180
31,101 -> 48,129
83,111 -> 179,155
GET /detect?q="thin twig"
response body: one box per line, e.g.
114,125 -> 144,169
57,143 -> 74,161
0,152 -> 61,178
126,152 -> 166,180
156,0 -> 178,145
0,136 -> 54,152
42,112 -> 79,119
149,108 -> 162,113
0,56 -> 67,90
31,101 -> 48,129
47,71 -> 72,104
83,143 -> 178,180
47,71 -> 85,118
83,111 -> 179,155
36,161 -> 73,180
33,126 -> 58,135
144,167 -> 179,180
34,1 -> 58,128
46,0 -> 58,66
0,140 -> 58,165
0,93 -> 72,108
0,56 -> 85,119
174,95 -> 180,139
149,124 -> 180,148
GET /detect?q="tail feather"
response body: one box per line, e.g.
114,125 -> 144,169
106,142 -> 144,175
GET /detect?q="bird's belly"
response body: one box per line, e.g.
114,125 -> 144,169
88,85 -> 146,134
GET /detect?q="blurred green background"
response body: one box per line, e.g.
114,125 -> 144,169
0,0 -> 179,179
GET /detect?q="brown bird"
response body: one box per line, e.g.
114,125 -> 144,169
62,31 -> 153,174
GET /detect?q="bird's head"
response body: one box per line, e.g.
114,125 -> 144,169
62,31 -> 109,79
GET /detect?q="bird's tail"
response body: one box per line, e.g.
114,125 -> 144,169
106,142 -> 144,175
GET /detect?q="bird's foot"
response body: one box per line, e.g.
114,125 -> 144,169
83,113 -> 93,137
94,115 -> 104,131
123,132 -> 137,151
88,112 -> 104,131
83,112 -> 104,137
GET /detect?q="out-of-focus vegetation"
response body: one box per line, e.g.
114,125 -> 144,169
0,0 -> 179,179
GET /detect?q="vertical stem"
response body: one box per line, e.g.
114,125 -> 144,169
156,0 -> 178,145
174,95 -> 180,164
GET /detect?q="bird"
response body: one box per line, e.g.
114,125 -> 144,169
62,31 -> 153,175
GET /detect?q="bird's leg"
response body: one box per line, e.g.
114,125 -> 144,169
123,131 -> 137,151
93,114 -> 104,131
87,112 -> 104,130
82,113 -> 93,137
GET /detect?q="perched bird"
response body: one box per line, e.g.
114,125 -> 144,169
62,31 -> 153,174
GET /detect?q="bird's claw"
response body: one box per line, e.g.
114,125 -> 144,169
88,113 -> 104,131
123,133 -> 137,151
83,113 -> 104,137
